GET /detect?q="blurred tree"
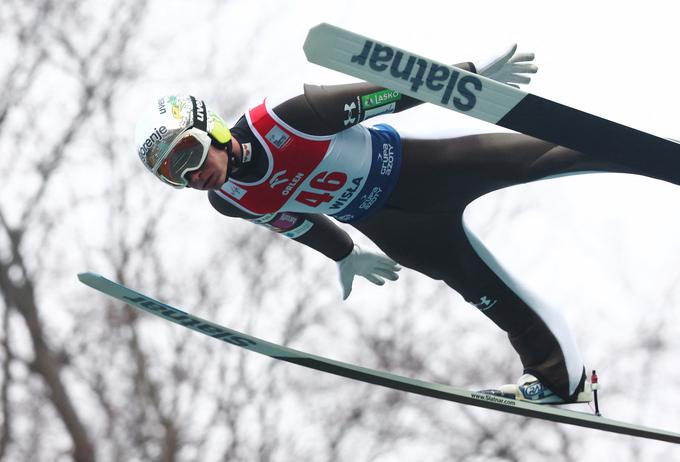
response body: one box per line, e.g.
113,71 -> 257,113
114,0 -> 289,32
2,1 -> 679,461
0,0 -> 152,460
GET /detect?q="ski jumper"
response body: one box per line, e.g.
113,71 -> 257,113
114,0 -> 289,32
208,71 -> 680,401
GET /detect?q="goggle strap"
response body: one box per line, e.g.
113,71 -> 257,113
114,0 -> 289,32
208,133 -> 229,150
189,96 -> 208,132
226,146 -> 236,181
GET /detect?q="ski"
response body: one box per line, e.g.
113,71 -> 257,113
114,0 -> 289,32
303,23 -> 680,179
78,272 -> 680,444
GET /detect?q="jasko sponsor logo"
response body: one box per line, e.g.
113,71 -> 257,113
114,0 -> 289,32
362,89 -> 401,109
350,41 -> 481,111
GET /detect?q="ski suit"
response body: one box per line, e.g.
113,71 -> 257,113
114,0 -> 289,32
207,63 -> 678,400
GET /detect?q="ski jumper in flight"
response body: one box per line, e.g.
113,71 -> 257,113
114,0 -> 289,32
134,46 -> 678,403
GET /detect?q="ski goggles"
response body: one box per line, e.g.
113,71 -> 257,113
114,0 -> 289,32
155,128 -> 213,188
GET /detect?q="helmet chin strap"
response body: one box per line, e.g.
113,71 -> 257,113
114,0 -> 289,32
225,143 -> 237,181
212,138 -> 238,183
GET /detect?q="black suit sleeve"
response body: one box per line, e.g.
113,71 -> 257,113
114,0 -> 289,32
208,191 -> 354,261
273,62 -> 476,135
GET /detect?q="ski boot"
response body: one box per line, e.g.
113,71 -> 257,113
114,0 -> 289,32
482,373 -> 593,405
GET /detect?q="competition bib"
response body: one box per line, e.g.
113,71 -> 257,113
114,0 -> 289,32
216,100 -> 372,216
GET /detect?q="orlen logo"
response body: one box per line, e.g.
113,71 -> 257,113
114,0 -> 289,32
139,126 -> 167,159
269,170 -> 305,196
282,173 -> 305,196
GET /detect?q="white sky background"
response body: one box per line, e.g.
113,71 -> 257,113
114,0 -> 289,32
113,0 -> 680,456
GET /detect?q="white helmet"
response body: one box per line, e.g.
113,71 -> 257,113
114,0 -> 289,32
134,95 -> 232,188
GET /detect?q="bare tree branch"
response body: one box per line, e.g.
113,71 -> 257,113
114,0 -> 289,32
0,303 -> 12,461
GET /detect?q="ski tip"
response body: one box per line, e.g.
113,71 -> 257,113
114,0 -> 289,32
307,22 -> 332,33
302,23 -> 322,60
303,22 -> 336,62
77,272 -> 102,286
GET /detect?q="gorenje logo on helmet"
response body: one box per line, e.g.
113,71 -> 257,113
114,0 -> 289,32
139,126 -> 168,159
